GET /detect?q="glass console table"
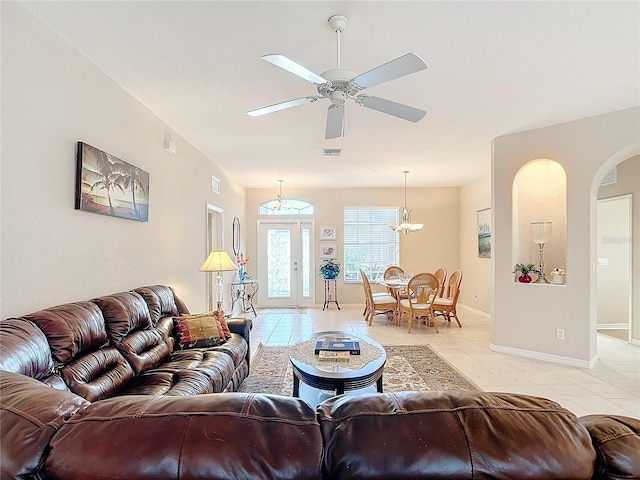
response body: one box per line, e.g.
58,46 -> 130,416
229,280 -> 259,317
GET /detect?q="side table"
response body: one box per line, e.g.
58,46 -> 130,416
229,280 -> 259,317
322,279 -> 341,311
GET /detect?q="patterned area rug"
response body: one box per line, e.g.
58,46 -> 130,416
238,344 -> 480,396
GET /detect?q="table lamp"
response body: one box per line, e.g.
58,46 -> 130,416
199,250 -> 238,313
531,222 -> 552,284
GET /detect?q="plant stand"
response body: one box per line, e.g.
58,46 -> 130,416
322,279 -> 341,311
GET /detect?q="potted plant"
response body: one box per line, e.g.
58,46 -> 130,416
514,263 -> 536,283
319,258 -> 341,279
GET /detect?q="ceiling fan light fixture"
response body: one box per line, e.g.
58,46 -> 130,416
390,171 -> 423,234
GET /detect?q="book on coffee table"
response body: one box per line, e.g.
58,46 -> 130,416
314,340 -> 361,355
318,350 -> 351,362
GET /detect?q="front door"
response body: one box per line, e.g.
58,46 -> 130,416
257,220 -> 314,307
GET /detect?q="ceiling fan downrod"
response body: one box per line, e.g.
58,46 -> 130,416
328,14 -> 348,70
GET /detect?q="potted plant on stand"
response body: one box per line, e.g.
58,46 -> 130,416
319,258 -> 341,279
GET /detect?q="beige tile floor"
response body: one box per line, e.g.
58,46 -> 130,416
248,305 -> 640,418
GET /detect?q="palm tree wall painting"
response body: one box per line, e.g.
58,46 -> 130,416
75,142 -> 149,222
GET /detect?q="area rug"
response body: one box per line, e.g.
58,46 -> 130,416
238,344 -> 480,396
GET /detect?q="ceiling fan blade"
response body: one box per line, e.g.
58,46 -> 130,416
325,104 -> 345,139
247,96 -> 320,117
359,95 -> 426,122
352,53 -> 427,89
262,54 -> 326,85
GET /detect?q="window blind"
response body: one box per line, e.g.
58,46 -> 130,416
343,207 -> 399,283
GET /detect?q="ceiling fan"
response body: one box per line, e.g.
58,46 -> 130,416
247,14 -> 428,139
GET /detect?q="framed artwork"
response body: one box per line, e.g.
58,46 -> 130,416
321,244 -> 337,258
75,142 -> 149,222
320,225 -> 337,240
477,208 -> 491,258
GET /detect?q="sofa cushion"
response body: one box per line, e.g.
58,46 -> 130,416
24,302 -> 108,364
0,318 -> 56,382
44,393 -> 322,480
21,302 -> 135,401
119,349 -> 235,395
134,285 -> 180,325
173,315 -> 226,349
580,414 -> 640,479
93,292 -> 171,374
317,391 -> 596,480
0,371 -> 89,479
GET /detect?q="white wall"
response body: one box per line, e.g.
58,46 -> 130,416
493,107 -> 640,366
459,174 -> 492,315
1,3 -> 245,318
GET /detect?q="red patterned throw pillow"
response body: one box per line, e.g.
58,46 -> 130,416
173,314 -> 226,349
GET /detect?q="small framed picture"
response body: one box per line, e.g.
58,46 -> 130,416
321,244 -> 337,258
477,208 -> 491,258
320,226 -> 337,240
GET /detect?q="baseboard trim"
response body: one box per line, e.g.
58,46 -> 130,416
489,343 -> 598,369
596,323 -> 629,330
458,303 -> 491,319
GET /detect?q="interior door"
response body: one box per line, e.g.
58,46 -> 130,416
257,220 -> 314,307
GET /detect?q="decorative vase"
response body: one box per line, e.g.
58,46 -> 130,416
239,268 -> 245,282
519,275 -> 532,283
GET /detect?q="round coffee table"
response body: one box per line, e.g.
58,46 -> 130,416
289,331 -> 386,397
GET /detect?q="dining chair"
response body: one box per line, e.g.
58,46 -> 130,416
360,269 -> 390,317
432,269 -> 463,327
433,267 -> 447,297
383,265 -> 409,302
360,269 -> 398,325
398,272 -> 440,333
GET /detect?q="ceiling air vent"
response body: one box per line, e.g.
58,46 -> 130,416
322,148 -> 342,156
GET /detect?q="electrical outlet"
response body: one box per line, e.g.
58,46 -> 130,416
556,328 -> 565,340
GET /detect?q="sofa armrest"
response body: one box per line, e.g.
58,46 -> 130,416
227,317 -> 252,369
226,317 -> 252,340
0,371 -> 90,479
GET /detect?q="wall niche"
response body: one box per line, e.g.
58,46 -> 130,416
513,159 -> 567,284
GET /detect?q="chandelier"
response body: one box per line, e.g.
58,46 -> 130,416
270,179 -> 291,211
390,171 -> 423,234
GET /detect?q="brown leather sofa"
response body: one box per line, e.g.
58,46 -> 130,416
1,286 -> 639,479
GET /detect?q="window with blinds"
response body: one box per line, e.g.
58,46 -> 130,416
343,207 -> 400,283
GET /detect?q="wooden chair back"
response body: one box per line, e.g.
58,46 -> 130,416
433,267 -> 447,297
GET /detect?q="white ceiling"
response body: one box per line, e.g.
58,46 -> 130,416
20,1 -> 640,189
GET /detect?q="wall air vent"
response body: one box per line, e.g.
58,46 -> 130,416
600,167 -> 617,186
322,148 -> 342,156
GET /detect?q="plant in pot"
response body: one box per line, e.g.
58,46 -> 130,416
319,258 -> 341,279
514,263 -> 537,283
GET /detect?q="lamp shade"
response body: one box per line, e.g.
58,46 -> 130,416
199,250 -> 238,272
531,222 -> 552,244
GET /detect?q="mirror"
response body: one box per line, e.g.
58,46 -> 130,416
232,216 -> 241,255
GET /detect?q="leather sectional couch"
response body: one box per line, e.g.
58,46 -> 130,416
1,285 -> 639,479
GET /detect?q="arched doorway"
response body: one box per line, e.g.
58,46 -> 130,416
593,151 -> 640,347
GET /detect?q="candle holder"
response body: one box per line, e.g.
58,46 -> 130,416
531,222 -> 552,284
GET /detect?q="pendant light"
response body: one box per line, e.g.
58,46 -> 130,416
390,170 -> 423,234
272,179 -> 291,211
